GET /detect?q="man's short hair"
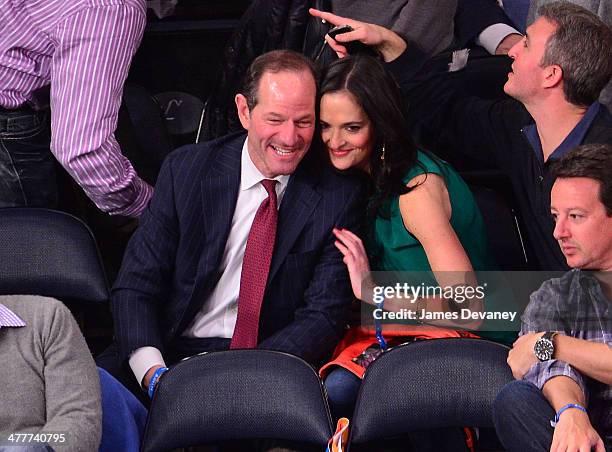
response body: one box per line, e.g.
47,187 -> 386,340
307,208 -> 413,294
538,1 -> 612,107
551,143 -> 612,215
241,50 -> 318,111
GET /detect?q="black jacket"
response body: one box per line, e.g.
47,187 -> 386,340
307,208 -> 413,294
386,46 -> 612,271
199,0 -> 332,142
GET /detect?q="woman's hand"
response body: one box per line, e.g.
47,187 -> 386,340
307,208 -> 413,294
333,227 -> 372,301
309,8 -> 407,62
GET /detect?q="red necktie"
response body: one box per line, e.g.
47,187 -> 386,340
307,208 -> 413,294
230,179 -> 278,349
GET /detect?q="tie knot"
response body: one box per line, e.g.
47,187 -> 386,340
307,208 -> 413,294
261,179 -> 277,197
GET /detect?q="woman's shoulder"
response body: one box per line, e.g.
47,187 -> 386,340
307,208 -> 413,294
402,150 -> 449,184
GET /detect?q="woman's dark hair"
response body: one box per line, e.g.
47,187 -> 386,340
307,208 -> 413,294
319,54 -> 418,215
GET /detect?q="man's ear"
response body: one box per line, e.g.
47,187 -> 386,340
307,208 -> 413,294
543,64 -> 563,89
235,94 -> 251,130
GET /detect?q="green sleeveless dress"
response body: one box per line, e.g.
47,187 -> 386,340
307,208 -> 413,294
369,150 -> 496,272
368,151 -> 514,344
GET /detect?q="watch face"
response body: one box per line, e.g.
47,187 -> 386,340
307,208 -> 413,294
534,338 -> 554,361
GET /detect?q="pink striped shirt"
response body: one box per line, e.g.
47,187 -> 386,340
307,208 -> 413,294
0,0 -> 153,216
0,303 -> 26,328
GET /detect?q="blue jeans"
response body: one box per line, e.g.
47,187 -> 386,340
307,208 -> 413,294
0,107 -> 56,208
324,367 -> 362,420
99,368 -> 148,452
493,380 -> 557,452
494,380 -> 612,452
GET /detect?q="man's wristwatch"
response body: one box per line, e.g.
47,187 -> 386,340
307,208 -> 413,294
534,331 -> 557,361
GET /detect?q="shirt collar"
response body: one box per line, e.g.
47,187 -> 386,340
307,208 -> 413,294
240,137 -> 290,196
523,101 -> 601,165
0,303 -> 26,328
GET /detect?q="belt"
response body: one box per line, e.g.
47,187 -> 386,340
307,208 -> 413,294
0,104 -> 36,113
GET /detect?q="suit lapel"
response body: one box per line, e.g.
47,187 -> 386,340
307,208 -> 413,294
268,166 -> 321,282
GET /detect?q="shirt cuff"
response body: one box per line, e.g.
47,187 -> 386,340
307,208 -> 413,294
113,177 -> 154,218
476,23 -> 521,55
128,346 -> 166,387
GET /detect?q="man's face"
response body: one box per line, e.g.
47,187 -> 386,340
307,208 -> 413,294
551,177 -> 612,270
504,17 -> 558,103
235,69 -> 316,178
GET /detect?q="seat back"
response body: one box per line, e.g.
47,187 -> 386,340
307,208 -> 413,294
349,338 -> 513,446
141,350 -> 333,452
470,184 -> 529,270
0,208 -> 109,303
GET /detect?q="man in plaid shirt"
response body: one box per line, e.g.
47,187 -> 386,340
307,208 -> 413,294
493,143 -> 612,452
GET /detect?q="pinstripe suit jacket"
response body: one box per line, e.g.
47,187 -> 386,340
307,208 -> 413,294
112,132 -> 365,366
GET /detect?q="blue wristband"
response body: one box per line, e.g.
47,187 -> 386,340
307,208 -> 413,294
147,366 -> 169,399
550,403 -> 587,427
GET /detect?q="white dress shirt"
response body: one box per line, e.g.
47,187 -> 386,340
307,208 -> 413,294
476,23 -> 521,55
129,138 -> 289,385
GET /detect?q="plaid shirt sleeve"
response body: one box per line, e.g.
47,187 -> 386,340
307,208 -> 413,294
523,359 -> 588,402
519,273 -> 589,400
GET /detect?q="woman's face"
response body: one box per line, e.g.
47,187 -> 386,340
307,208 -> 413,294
320,90 -> 374,172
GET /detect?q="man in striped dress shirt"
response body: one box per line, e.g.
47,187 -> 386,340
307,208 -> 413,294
493,144 -> 612,452
0,0 -> 153,217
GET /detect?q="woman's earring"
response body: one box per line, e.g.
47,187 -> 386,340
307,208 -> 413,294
380,143 -> 386,162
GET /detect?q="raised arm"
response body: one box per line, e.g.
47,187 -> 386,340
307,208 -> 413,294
309,8 -> 522,170
309,8 -> 407,62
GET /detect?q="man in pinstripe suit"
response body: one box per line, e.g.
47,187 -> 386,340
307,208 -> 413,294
99,50 -> 365,398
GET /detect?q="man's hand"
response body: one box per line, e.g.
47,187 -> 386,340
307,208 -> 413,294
495,33 -> 522,55
551,409 -> 606,452
508,332 -> 543,379
309,8 -> 407,62
142,364 -> 165,390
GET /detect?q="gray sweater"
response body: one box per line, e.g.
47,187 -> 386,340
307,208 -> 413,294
0,296 -> 101,452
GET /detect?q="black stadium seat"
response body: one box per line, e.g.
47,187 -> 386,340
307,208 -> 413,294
0,207 -> 109,304
348,338 -> 513,449
141,349 -> 334,452
0,207 -> 111,351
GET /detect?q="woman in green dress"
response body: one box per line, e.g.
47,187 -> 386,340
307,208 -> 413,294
318,54 -> 499,423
